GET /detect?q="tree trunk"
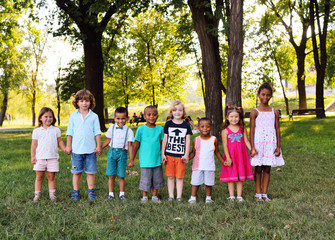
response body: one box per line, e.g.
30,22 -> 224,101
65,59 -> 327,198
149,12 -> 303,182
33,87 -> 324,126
0,92 -> 8,126
32,89 -> 36,126
226,0 -> 243,108
310,0 -> 329,118
296,50 -> 308,109
188,0 -> 223,138
83,33 -> 106,132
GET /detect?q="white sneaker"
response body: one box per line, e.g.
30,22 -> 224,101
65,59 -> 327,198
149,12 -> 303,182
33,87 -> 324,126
151,196 -> 160,203
33,192 -> 40,203
188,198 -> 196,204
236,197 -> 244,202
140,197 -> 148,203
205,198 -> 214,204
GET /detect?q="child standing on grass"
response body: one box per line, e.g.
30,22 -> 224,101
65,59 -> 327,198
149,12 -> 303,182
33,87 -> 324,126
188,118 -> 224,204
220,106 -> 254,202
161,101 -> 192,202
102,107 -> 134,201
65,89 -> 102,200
250,83 -> 285,202
31,107 -> 66,202
129,105 -> 165,202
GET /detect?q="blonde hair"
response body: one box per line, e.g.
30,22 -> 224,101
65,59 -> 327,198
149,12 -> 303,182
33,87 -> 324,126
167,101 -> 187,120
72,89 -> 96,109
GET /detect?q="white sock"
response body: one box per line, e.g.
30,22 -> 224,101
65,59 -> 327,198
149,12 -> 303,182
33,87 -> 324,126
190,196 -> 196,200
206,196 -> 212,200
109,192 -> 114,197
119,191 -> 125,197
142,196 -> 148,200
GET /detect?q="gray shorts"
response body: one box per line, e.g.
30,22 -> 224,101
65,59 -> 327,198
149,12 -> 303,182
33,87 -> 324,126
191,170 -> 215,186
139,166 -> 165,192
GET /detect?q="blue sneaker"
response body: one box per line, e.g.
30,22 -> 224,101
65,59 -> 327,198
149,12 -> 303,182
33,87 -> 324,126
69,190 -> 80,201
119,195 -> 126,202
106,195 -> 114,201
88,189 -> 99,200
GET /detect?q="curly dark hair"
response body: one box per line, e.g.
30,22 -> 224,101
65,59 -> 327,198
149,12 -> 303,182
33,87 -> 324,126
72,89 -> 96,109
257,82 -> 273,96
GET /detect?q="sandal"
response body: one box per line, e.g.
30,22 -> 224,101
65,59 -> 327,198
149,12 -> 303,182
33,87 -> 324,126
255,193 -> 263,202
227,196 -> 235,201
262,193 -> 271,202
236,197 -> 244,202
69,190 -> 80,201
88,189 -> 100,200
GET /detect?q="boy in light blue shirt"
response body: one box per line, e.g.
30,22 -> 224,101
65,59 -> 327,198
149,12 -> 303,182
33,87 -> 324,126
65,89 -> 102,200
129,105 -> 165,202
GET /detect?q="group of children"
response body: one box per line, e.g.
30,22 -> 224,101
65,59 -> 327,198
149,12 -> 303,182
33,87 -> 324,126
31,82 -> 284,203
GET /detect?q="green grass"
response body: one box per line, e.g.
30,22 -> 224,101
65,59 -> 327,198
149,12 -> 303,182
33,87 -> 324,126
1,120 -> 335,239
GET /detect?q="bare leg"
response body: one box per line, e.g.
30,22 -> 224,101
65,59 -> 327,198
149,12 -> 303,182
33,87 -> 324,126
118,176 -> 125,192
168,176 -> 175,198
152,189 -> 158,197
87,174 -> 95,189
72,173 -> 82,190
46,172 -> 56,190
228,182 -> 235,197
108,176 -> 116,192
176,178 -> 184,199
191,185 -> 199,197
142,191 -> 148,197
236,181 -> 243,197
262,166 -> 271,194
205,185 -> 212,197
35,171 -> 45,191
254,166 -> 262,194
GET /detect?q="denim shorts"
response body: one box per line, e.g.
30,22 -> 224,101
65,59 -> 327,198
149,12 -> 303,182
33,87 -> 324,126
106,148 -> 128,177
71,153 -> 97,174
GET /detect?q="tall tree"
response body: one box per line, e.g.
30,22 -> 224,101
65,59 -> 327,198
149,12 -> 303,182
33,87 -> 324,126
262,0 -> 311,109
309,0 -> 332,117
187,0 -> 224,137
55,0 -> 149,131
226,0 -> 243,107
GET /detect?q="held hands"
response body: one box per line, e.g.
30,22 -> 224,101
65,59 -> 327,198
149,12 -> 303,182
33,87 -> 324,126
128,160 -> 135,167
161,154 -> 167,165
64,146 -> 72,155
224,157 -> 232,167
274,147 -> 281,157
181,155 -> 189,164
31,157 -> 37,164
94,146 -> 102,156
250,148 -> 258,157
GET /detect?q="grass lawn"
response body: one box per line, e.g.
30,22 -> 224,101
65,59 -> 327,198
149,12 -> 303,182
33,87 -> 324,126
1,119 -> 335,239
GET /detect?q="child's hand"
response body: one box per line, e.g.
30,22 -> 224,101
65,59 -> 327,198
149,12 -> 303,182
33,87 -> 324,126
274,147 -> 281,157
161,154 -> 167,165
128,160 -> 135,167
181,155 -> 189,164
224,158 -> 232,167
65,146 -> 72,155
250,148 -> 258,157
31,157 -> 37,164
95,146 -> 102,156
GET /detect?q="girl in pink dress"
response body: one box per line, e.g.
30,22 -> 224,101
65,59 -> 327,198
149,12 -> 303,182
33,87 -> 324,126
220,106 -> 253,202
250,83 -> 285,202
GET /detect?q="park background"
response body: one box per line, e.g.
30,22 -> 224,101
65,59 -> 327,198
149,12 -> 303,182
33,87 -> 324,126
1,0 -> 335,239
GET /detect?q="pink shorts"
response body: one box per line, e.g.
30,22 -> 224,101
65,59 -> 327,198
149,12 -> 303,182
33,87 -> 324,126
33,158 -> 59,172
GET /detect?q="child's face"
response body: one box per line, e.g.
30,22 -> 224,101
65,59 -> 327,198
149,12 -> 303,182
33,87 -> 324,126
258,88 -> 272,104
172,104 -> 184,120
144,109 -> 158,124
40,111 -> 54,127
198,120 -> 212,136
227,111 -> 240,126
77,98 -> 91,111
115,112 -> 128,127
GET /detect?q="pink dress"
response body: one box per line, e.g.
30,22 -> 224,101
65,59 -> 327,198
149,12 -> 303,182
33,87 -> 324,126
220,127 -> 254,182
250,108 -> 285,167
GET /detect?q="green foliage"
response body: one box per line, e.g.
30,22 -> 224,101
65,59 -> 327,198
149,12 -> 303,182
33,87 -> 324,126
1,120 -> 335,238
326,30 -> 335,88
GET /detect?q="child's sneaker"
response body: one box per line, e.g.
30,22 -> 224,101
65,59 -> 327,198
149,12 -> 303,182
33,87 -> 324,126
119,195 -> 126,202
88,189 -> 99,200
151,196 -> 160,203
236,197 -> 244,202
167,197 -> 174,201
106,195 -> 114,200
49,192 -> 56,201
188,198 -> 196,204
205,198 -> 214,204
69,190 -> 80,201
176,198 -> 182,202
140,197 -> 148,203
227,196 -> 235,202
33,192 -> 40,203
